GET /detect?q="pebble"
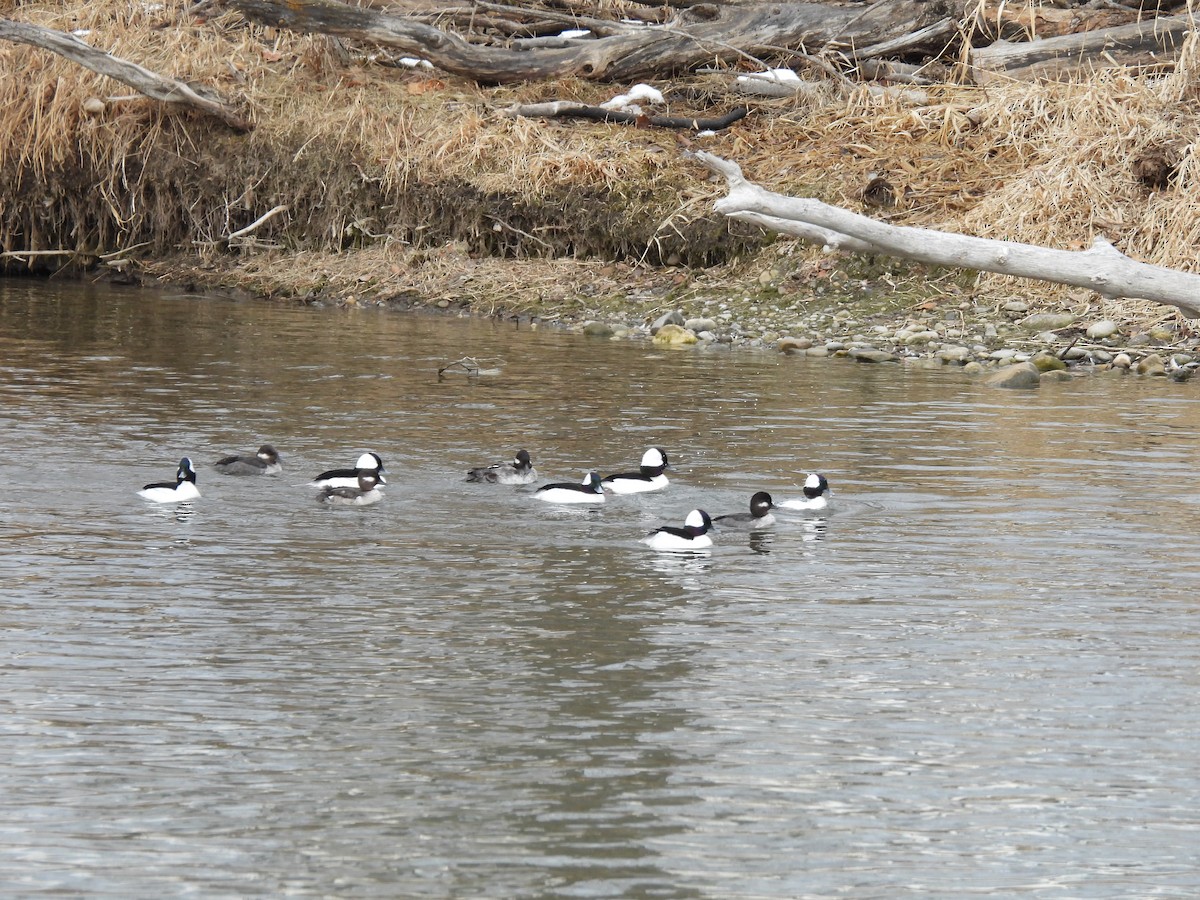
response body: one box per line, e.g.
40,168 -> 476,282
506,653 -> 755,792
1086,320 -> 1119,339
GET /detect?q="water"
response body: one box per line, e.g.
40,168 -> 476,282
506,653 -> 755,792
1,279 -> 1199,897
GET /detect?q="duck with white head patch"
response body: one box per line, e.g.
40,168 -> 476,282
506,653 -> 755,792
466,449 -> 536,485
317,469 -> 385,507
214,444 -> 282,476
535,472 -> 605,504
138,457 -> 201,503
641,509 -> 713,551
602,447 -> 670,494
712,491 -> 776,529
311,452 -> 385,490
779,473 -> 831,511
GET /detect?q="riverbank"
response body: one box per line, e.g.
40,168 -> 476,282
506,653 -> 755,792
4,0 -> 1200,381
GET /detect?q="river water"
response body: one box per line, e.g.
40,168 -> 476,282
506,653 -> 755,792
1,279 -> 1198,897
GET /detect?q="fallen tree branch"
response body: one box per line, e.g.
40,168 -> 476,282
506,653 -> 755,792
503,101 -> 748,131
969,12 -> 1197,82
227,204 -> 289,244
0,18 -> 252,131
222,0 -> 951,84
691,150 -> 1200,318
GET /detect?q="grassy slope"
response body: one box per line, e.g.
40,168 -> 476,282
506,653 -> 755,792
3,0 -> 1200,332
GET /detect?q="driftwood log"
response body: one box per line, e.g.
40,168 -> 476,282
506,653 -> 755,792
969,13 -> 1198,82
222,0 -> 958,84
692,150 -> 1200,319
503,101 -> 747,131
0,18 -> 251,131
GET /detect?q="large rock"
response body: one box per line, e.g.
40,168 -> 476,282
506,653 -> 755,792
1135,353 -> 1166,376
650,310 -> 686,334
983,361 -> 1041,389
652,324 -> 699,346
1020,312 -> 1077,332
1029,351 -> 1067,372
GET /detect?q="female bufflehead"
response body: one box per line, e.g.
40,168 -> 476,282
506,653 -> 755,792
466,449 -> 536,485
138,457 -> 201,503
317,470 -> 385,506
214,444 -> 282,476
641,509 -> 713,551
535,472 -> 605,504
779,473 -> 831,511
712,491 -> 776,529
311,452 -> 386,490
602,447 -> 670,494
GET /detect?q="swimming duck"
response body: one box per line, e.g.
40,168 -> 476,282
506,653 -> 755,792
311,452 -> 385,490
778,473 -> 831,511
466,449 -> 536,485
602,447 -> 670,494
214,444 -> 282,476
317,470 -> 385,507
535,472 -> 606,504
138,457 -> 200,503
711,491 -> 776,529
641,509 -> 713,551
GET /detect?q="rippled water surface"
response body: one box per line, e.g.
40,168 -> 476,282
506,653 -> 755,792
2,279 -> 1199,897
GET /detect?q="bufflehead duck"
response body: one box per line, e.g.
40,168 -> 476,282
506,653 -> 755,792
601,447 -> 670,494
138,457 -> 201,503
311,452 -> 385,490
779,473 -> 831,510
317,469 -> 385,507
712,491 -> 776,529
466,449 -> 536,485
641,509 -> 713,551
535,472 -> 606,504
214,444 -> 282,476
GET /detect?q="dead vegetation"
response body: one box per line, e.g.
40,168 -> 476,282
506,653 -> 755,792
2,0 -> 1200,330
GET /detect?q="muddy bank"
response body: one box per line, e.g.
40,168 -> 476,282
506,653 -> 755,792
4,1 -> 1200,383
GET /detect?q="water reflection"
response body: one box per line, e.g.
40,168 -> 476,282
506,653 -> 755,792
2,279 -> 1200,897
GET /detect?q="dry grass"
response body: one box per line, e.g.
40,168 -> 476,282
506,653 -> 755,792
3,0 -> 1200,328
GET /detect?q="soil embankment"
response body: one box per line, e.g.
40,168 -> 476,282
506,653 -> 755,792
3,1 -> 1200,374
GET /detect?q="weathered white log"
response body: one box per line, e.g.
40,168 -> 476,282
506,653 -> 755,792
0,19 -> 251,131
693,150 -> 1200,318
969,13 -> 1196,82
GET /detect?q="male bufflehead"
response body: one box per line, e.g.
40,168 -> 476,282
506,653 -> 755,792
535,472 -> 606,504
466,449 -> 536,485
601,447 -> 670,494
214,444 -> 282,476
138,457 -> 201,503
317,470 -> 385,507
641,509 -> 713,551
311,452 -> 386,489
779,473 -> 831,510
712,491 -> 776,529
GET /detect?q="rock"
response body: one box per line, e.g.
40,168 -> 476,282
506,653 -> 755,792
849,349 -> 898,363
937,345 -> 971,363
778,336 -> 810,354
1020,313 -> 1077,332
962,361 -> 985,375
1003,300 -> 1030,314
805,346 -> 829,357
1030,351 -> 1067,372
697,330 -> 717,342
903,330 -> 940,345
1135,353 -> 1166,376
82,97 -> 106,115
684,317 -> 718,333
1112,353 -> 1132,369
1041,369 -> 1073,382
651,324 -> 698,346
650,310 -> 686,334
1062,347 -> 1089,361
825,340 -> 846,352
1086,320 -> 1119,340
582,321 -> 615,338
989,349 -> 1018,361
983,362 -> 1041,389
